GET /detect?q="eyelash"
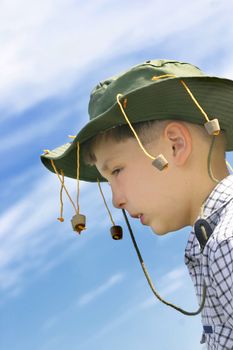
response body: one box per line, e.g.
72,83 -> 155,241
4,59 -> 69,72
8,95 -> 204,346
111,168 -> 122,176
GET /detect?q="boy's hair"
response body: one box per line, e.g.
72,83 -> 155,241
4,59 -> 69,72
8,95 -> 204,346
82,119 -> 215,165
82,120 -> 168,165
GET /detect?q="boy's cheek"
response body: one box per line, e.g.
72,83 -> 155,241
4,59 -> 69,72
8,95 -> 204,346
149,214 -> 178,235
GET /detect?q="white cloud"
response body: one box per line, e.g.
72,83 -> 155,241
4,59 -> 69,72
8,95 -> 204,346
0,169 -> 93,296
1,0 -> 233,113
39,271 -> 125,338
161,265 -> 187,283
77,272 -> 124,307
42,315 -> 60,331
0,174 -> 61,293
0,108 -> 74,153
78,265 -> 188,348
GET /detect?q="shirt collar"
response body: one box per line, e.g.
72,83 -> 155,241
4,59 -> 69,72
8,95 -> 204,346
185,174 -> 233,263
201,174 -> 233,220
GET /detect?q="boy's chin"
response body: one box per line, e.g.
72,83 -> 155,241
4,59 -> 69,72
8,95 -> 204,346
150,225 -> 171,236
150,218 -> 186,236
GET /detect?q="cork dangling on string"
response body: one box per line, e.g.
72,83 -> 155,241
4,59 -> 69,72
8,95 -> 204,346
97,179 -> 123,240
152,154 -> 168,171
70,213 -> 86,233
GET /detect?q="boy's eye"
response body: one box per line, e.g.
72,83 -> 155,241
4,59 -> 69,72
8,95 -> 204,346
111,168 -> 122,176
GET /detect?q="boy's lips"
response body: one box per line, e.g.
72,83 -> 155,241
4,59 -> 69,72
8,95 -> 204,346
139,214 -> 145,224
130,213 -> 145,224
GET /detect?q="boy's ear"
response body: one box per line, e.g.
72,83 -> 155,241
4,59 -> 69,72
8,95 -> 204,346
164,122 -> 192,165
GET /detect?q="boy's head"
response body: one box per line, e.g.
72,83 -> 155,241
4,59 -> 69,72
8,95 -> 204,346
82,119 -> 227,234
41,59 -> 233,233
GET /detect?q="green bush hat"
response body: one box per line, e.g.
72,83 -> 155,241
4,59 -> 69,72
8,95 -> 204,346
41,59 -> 233,182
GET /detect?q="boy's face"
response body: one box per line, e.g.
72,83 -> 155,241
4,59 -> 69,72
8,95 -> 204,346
94,137 -> 190,235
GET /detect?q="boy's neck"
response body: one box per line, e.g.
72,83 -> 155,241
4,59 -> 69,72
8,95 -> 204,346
190,168 -> 229,225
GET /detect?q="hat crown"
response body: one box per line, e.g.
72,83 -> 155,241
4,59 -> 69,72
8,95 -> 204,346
88,59 -> 205,120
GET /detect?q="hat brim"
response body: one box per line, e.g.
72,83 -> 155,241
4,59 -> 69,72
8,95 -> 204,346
41,75 -> 233,182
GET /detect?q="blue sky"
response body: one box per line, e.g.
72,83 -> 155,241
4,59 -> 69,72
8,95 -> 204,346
1,0 -> 233,349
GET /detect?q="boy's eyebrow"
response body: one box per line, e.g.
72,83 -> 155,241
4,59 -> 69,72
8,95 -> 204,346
101,157 -> 117,172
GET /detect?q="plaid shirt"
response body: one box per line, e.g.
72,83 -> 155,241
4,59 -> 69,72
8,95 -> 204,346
185,175 -> 233,350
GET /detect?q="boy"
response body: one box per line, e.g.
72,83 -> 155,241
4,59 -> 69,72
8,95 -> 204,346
41,59 -> 233,349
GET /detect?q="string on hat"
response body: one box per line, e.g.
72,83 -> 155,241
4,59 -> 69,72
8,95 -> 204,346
116,94 -> 168,171
71,141 -> 86,233
97,179 -> 115,226
155,76 -> 222,183
58,170 -> 65,222
47,141 -> 86,234
180,81 -> 212,124
152,76 -> 220,136
116,94 -> 155,161
68,135 -> 81,213
43,150 -> 66,222
179,79 -> 220,183
207,136 -> 220,183
97,178 -> 123,240
50,158 -> 77,214
76,141 -> 81,213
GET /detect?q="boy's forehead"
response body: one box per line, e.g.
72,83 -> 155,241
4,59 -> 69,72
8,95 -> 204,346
95,142 -> 122,173
95,138 -> 138,170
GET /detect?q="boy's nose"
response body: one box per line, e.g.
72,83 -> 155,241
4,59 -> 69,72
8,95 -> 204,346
112,188 -> 126,209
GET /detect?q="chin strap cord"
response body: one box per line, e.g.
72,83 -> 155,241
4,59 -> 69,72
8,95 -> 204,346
207,136 -> 220,184
122,209 -> 207,316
